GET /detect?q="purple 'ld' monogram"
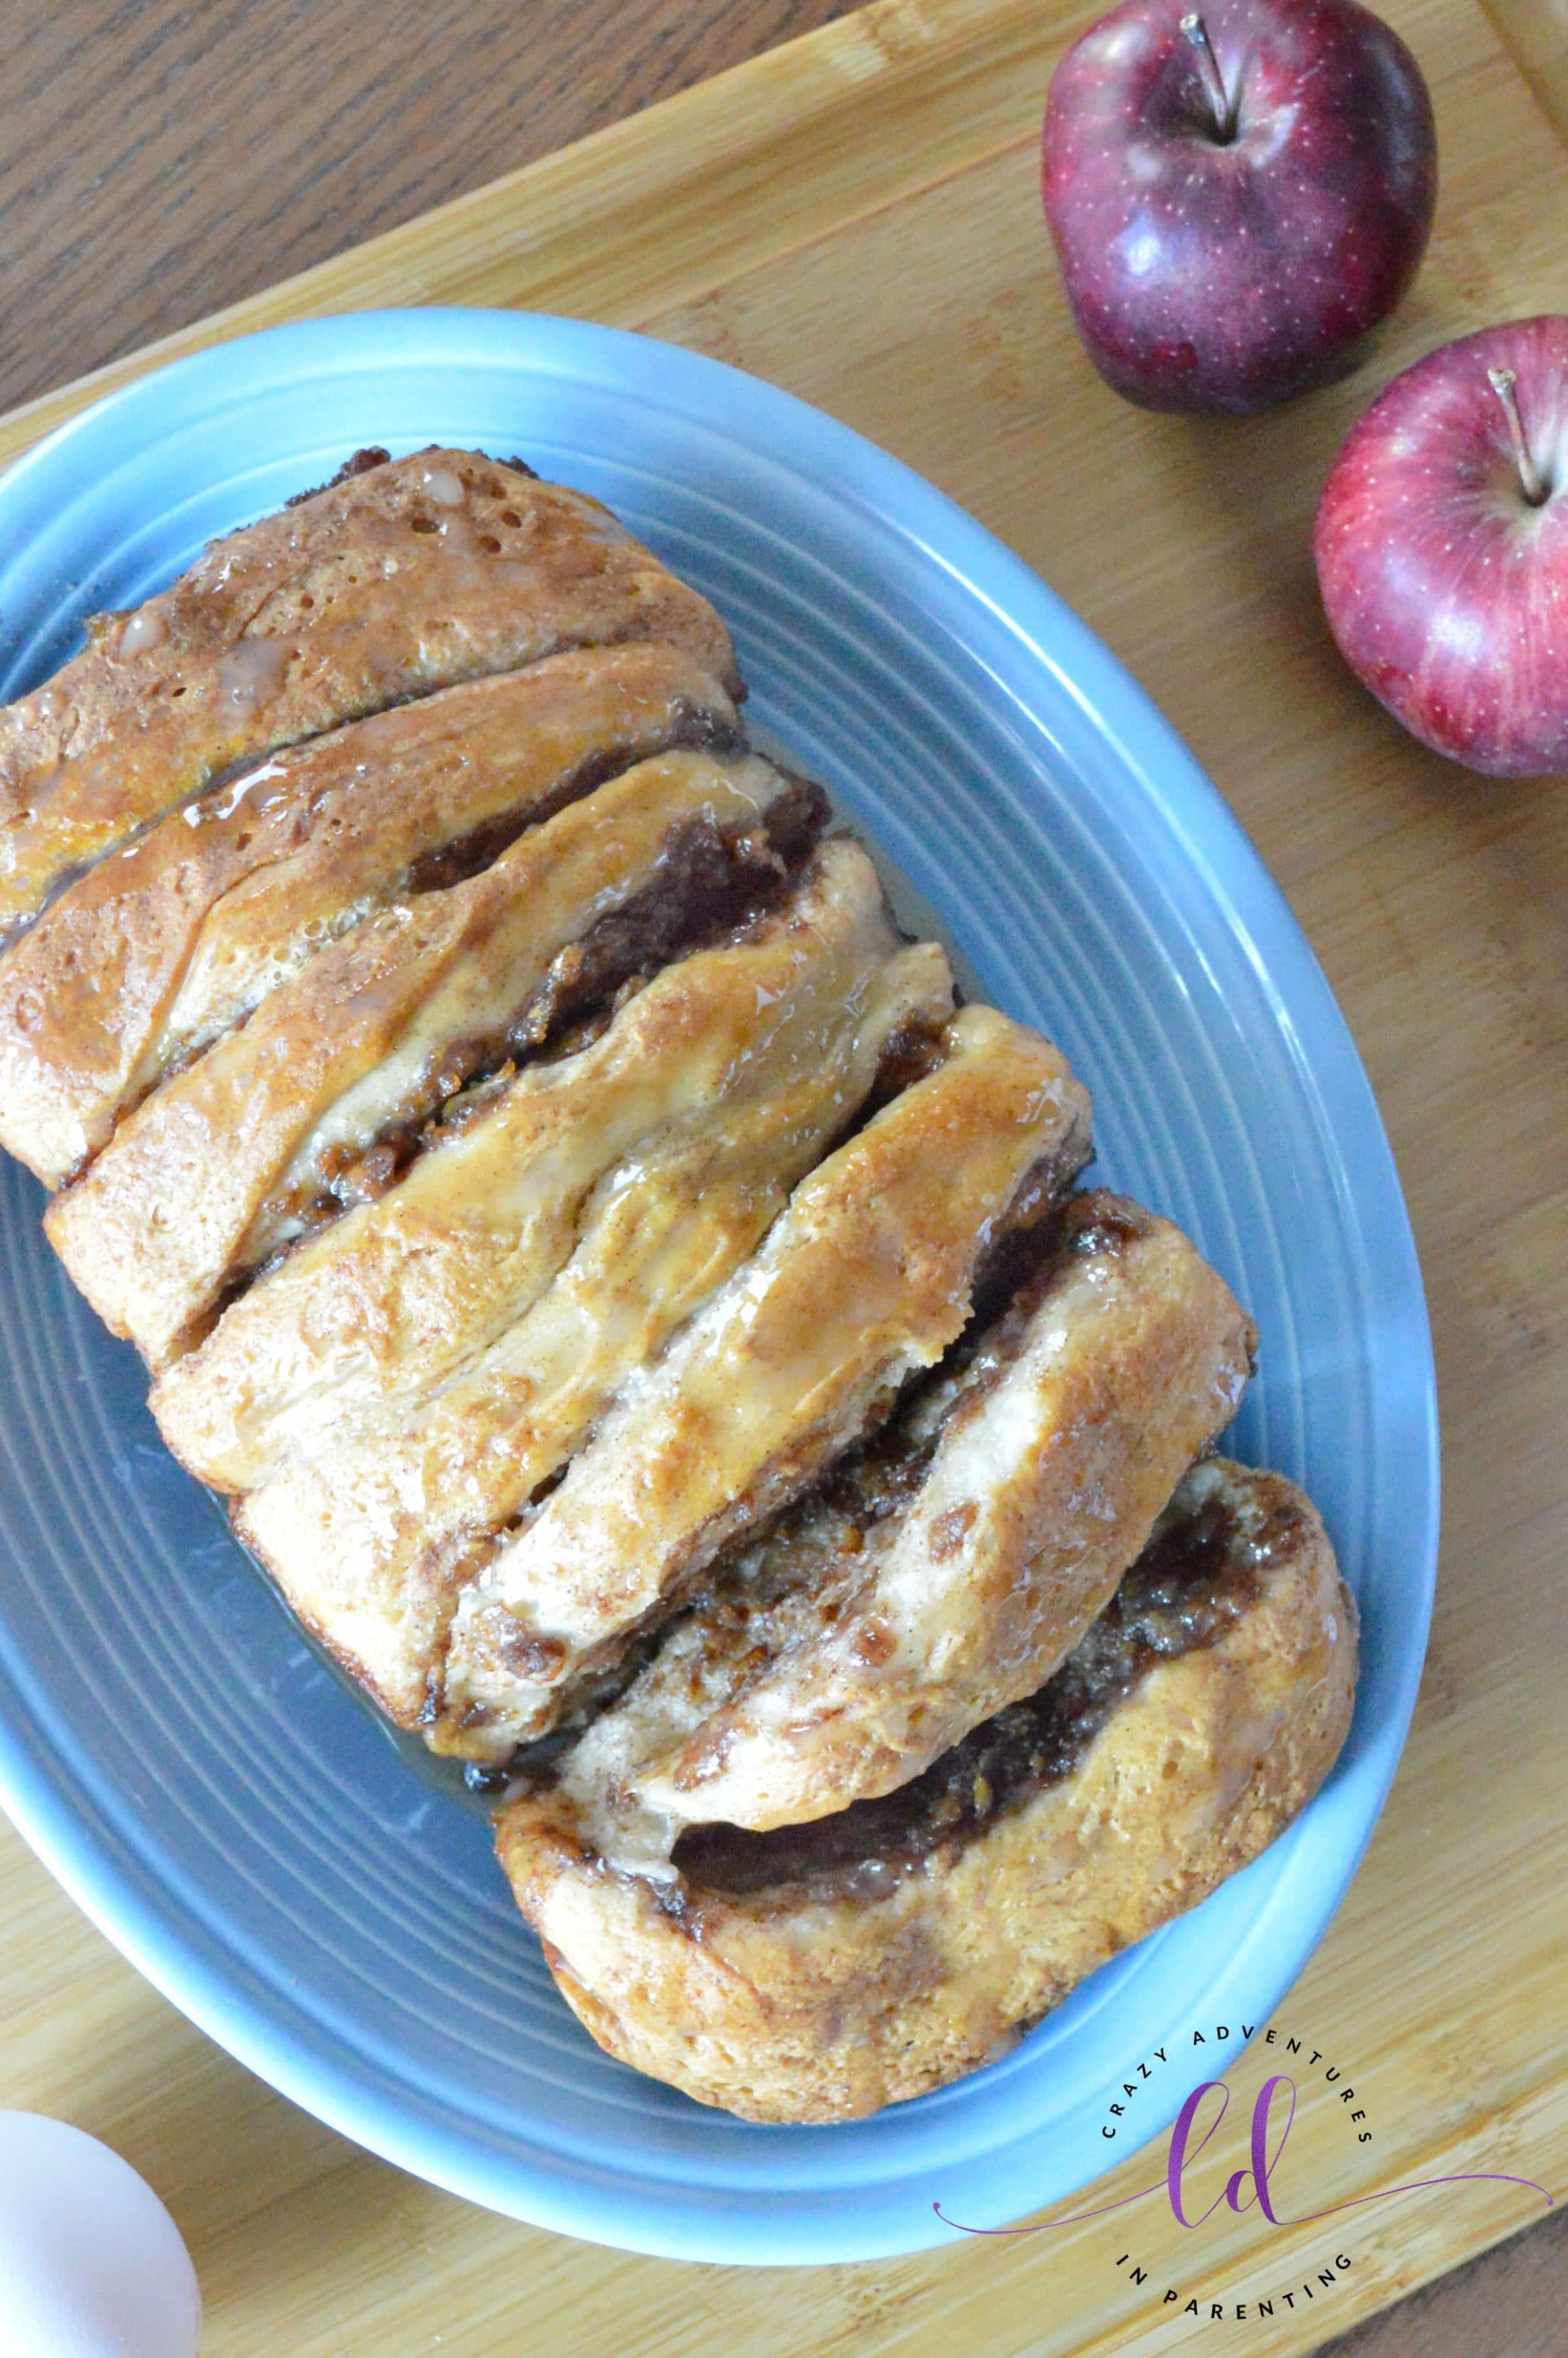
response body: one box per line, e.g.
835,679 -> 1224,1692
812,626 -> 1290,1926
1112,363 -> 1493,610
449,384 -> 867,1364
935,2075 -> 1553,2239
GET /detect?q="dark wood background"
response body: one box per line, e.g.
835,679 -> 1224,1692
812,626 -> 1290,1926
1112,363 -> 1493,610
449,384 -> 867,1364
0,1 -> 1561,2347
0,0 -> 855,415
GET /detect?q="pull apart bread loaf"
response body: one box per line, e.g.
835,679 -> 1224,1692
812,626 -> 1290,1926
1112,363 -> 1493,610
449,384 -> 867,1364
0,448 -> 1359,2122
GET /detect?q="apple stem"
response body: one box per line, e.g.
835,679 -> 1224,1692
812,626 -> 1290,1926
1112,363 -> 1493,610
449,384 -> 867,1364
1180,14 -> 1236,140
1488,366 -> 1549,506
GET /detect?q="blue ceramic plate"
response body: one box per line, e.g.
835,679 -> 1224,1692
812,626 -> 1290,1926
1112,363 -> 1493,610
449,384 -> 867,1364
0,311 -> 1437,2264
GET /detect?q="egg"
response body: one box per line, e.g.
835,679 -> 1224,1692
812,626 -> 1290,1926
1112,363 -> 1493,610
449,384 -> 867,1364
0,2112 -> 200,2358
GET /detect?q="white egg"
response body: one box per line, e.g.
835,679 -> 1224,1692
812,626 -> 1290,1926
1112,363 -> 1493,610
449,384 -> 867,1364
0,2112 -> 200,2358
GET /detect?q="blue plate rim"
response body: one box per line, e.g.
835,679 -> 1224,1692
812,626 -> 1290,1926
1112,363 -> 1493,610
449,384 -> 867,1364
0,307 -> 1439,2265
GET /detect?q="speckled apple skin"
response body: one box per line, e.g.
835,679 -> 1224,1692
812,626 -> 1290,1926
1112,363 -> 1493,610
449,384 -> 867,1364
1315,317 -> 1568,779
1041,0 -> 1437,416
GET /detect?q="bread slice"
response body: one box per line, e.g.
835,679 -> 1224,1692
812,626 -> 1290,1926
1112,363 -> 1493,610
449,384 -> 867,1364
496,1459 -> 1358,2122
441,1006 -> 1094,1754
0,643 -> 740,1186
153,836 -> 942,1492
46,749 -> 817,1362
0,448 -> 738,933
556,1191 -> 1257,1853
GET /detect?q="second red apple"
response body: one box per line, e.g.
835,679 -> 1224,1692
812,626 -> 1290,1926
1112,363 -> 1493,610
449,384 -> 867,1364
1316,315 -> 1568,779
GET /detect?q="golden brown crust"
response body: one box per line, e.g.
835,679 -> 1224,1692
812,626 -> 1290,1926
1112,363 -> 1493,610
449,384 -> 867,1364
571,1192 -> 1258,1839
0,450 -> 739,933
440,1007 -> 1094,1754
0,644 -> 739,1187
151,838 -> 922,1495
496,1461 -> 1358,2123
44,749 -> 796,1364
221,880 -> 955,1727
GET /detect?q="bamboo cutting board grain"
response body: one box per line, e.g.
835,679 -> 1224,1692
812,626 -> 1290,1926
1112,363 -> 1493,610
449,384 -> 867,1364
1,0 -> 1566,2351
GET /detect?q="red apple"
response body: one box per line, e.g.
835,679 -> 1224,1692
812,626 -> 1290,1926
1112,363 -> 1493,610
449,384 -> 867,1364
1041,0 -> 1437,415
1315,316 -> 1568,778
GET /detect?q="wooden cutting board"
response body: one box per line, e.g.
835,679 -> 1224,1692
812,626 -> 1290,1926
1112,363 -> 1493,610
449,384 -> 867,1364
1,1 -> 1565,2351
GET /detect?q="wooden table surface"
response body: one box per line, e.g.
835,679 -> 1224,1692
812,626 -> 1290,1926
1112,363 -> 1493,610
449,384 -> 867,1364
1,2 -> 1565,2351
